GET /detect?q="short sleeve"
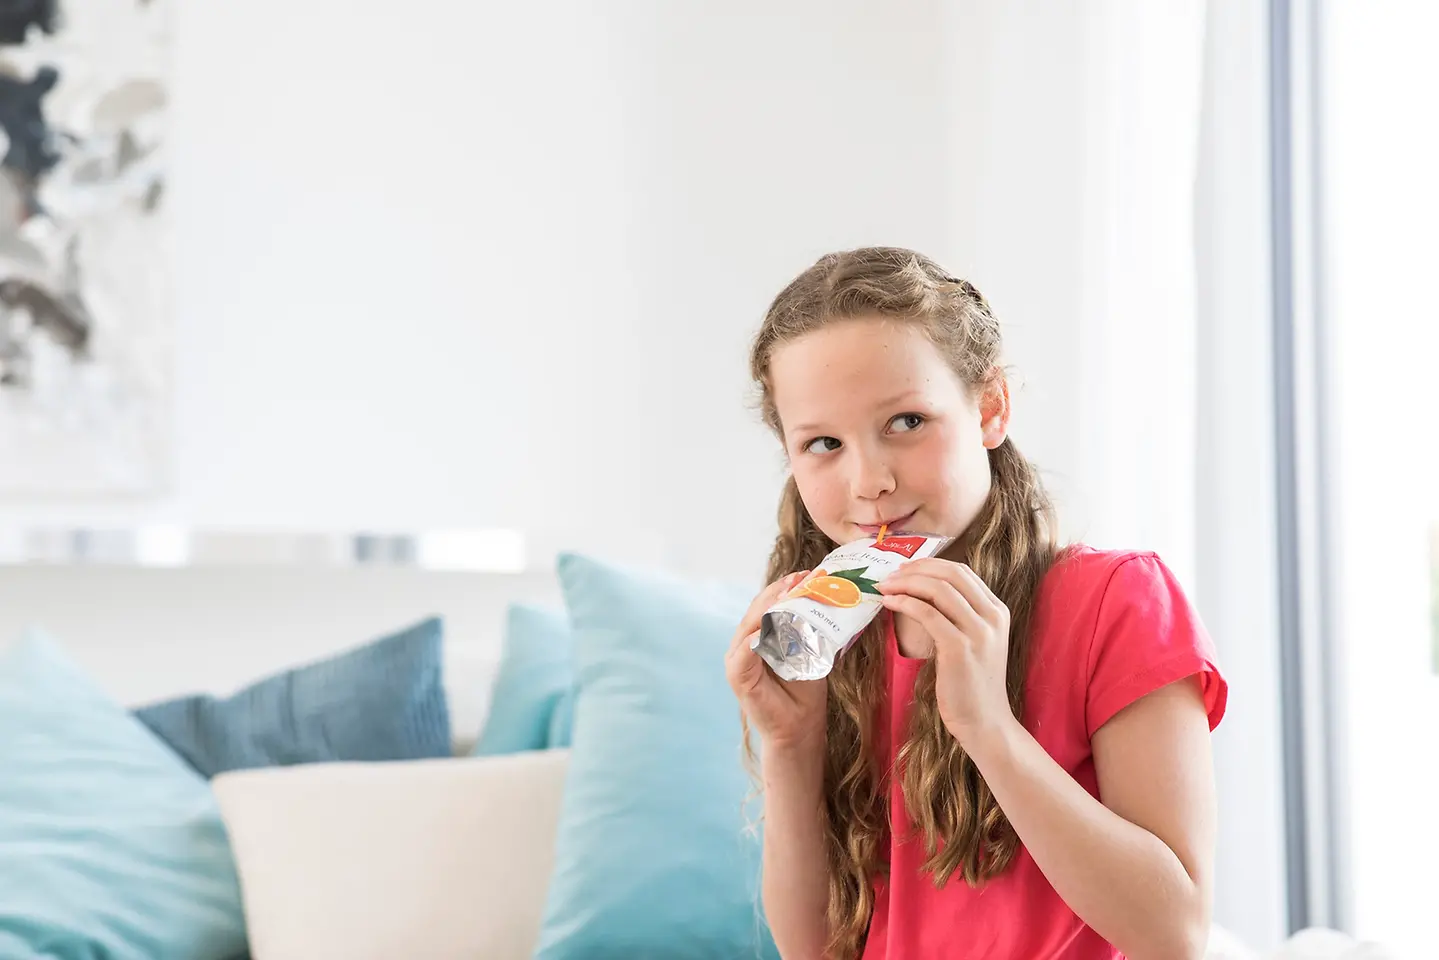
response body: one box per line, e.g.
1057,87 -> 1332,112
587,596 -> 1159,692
1084,554 -> 1228,738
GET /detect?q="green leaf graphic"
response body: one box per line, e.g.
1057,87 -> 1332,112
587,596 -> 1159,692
826,567 -> 883,596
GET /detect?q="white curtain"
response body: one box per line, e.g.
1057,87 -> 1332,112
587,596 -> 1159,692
941,1 -> 1289,949
937,0 -> 1201,579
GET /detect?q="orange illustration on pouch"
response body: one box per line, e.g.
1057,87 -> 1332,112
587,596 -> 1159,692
785,569 -> 864,608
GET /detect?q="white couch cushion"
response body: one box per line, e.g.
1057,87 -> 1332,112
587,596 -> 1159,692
1208,924 -> 1263,959
1206,924 -> 1400,960
1271,928 -> 1400,959
213,750 -> 568,960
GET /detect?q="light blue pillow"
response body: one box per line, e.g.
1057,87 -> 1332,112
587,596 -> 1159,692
546,685 -> 575,749
0,632 -> 247,960
135,617 -> 451,777
534,554 -> 778,960
473,604 -> 573,756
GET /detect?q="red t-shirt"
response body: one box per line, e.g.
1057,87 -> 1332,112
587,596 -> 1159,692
861,547 -> 1228,960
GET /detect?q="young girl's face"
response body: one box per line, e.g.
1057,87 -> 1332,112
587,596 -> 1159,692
770,317 -> 1008,546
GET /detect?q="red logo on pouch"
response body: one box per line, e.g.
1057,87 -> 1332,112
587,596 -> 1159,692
873,535 -> 926,559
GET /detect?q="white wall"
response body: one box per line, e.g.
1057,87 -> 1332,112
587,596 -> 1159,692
0,0 -> 961,582
0,0 -> 1183,571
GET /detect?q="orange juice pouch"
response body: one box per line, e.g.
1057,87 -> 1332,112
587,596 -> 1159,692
753,532 -> 952,681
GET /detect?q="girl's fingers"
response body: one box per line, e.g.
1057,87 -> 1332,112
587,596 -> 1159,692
886,560 -> 1006,624
727,637 -> 763,689
731,570 -> 808,652
727,626 -> 757,660
880,573 -> 986,638
953,563 -> 1007,623
728,569 -> 810,682
755,569 -> 811,619
878,593 -> 965,651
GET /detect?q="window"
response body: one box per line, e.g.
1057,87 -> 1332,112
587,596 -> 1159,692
1319,1 -> 1439,954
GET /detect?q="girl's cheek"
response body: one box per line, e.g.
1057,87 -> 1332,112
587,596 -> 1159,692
797,475 -> 844,528
792,469 -> 825,508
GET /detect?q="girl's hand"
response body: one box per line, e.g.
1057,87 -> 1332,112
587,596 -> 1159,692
877,559 -> 1018,746
725,571 -> 828,752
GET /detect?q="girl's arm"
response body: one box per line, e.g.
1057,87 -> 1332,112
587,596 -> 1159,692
967,677 -> 1216,960
879,559 -> 1217,960
759,737 -> 831,960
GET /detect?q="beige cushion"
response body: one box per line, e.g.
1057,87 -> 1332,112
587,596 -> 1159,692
213,750 -> 568,960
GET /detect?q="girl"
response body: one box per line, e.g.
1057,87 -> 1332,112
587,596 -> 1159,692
725,247 -> 1228,960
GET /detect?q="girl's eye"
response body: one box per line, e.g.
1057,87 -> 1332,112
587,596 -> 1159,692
890,413 -> 925,433
803,436 -> 842,455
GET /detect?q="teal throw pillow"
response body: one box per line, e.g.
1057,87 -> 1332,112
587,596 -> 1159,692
533,554 -> 778,959
0,632 -> 247,960
135,617 -> 451,777
473,604 -> 573,756
546,685 -> 575,749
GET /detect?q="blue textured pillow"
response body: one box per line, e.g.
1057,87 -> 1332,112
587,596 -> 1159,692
534,554 -> 778,960
0,632 -> 247,960
472,604 -> 573,756
135,617 -> 450,777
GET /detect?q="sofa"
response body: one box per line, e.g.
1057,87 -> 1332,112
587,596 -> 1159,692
210,749 -> 1396,960
0,551 -> 1402,959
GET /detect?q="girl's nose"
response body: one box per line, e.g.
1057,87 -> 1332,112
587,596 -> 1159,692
850,451 -> 896,501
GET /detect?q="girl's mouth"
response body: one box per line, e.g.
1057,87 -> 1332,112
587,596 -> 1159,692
854,510 -> 917,536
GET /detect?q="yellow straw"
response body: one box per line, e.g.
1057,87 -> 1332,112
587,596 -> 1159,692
877,523 -> 888,544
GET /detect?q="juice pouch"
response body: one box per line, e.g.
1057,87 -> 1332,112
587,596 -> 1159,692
753,532 -> 952,682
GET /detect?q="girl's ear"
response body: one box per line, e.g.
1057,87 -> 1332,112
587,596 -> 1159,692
979,371 -> 1011,450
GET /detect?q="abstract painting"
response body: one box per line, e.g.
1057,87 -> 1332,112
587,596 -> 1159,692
0,0 -> 168,494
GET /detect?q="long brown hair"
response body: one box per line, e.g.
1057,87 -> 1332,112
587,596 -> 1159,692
748,247 -> 1059,959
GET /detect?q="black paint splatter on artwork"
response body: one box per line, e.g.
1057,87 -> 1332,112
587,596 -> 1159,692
0,0 -> 59,46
